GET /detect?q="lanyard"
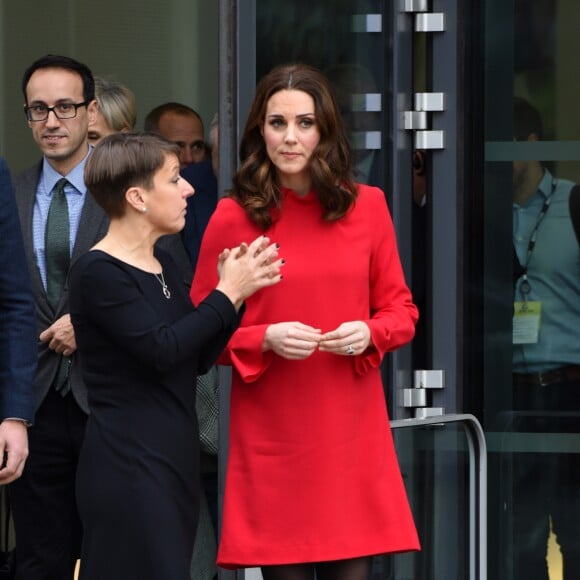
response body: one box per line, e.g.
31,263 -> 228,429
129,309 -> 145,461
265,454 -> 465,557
516,179 -> 557,298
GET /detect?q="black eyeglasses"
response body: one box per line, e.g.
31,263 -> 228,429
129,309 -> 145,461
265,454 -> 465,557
24,101 -> 89,122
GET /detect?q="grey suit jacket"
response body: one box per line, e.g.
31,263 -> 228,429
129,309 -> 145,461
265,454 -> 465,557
13,161 -> 108,414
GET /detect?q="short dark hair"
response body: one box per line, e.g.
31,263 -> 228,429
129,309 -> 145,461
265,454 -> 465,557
22,54 -> 95,104
513,97 -> 543,141
144,102 -> 203,133
85,132 -> 180,219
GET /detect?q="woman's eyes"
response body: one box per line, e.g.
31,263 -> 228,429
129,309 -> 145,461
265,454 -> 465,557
268,118 -> 315,128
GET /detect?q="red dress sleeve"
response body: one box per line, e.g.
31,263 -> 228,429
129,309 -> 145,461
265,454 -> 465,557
355,186 -> 418,373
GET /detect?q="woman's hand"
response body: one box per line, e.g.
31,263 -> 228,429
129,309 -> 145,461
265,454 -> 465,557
263,322 -> 321,360
318,321 -> 372,357
216,236 -> 284,309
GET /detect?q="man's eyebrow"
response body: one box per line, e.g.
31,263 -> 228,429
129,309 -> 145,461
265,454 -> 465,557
28,98 -> 78,105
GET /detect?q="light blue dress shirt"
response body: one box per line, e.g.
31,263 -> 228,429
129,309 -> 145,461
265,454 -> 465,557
513,169 -> 580,372
33,149 -> 92,290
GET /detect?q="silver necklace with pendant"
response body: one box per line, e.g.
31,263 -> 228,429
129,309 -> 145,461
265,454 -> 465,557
153,271 -> 171,299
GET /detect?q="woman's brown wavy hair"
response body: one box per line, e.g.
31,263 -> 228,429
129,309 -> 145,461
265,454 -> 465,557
230,63 -> 357,229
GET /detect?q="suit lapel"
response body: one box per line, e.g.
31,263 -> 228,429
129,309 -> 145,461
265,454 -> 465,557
14,163 -> 47,304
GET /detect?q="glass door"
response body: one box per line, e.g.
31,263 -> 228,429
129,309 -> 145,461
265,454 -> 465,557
480,1 -> 580,579
219,1 -> 486,579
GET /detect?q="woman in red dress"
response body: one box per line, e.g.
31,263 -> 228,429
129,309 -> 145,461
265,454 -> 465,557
191,63 -> 420,580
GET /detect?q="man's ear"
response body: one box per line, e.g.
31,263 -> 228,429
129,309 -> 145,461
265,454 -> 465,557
413,150 -> 426,176
86,99 -> 98,126
24,103 -> 33,129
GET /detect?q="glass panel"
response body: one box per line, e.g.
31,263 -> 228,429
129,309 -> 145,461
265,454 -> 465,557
482,1 -> 580,579
254,0 -> 387,189
372,421 -> 474,580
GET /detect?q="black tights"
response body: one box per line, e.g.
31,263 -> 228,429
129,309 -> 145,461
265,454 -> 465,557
261,556 -> 372,580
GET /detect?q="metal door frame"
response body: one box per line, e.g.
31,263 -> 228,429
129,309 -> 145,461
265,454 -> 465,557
388,0 -> 463,416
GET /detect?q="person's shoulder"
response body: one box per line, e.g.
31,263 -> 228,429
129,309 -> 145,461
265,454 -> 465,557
181,159 -> 214,182
182,160 -> 218,205
204,196 -> 258,245
348,183 -> 394,232
71,251 -> 134,294
354,182 -> 388,211
72,249 -> 109,273
13,160 -> 42,189
0,158 -> 12,194
356,182 -> 386,198
214,197 -> 260,234
74,249 -> 131,276
213,196 -> 246,219
555,177 -> 576,196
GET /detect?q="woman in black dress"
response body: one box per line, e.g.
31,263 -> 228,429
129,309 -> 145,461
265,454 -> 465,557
68,132 -> 283,580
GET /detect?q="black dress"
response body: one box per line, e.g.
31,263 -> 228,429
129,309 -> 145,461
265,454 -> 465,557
69,248 -> 241,580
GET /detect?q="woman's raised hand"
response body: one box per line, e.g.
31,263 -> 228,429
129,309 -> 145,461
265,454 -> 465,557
216,236 -> 284,310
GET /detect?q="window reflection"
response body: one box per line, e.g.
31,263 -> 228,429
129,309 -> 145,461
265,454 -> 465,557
484,2 -> 580,579
509,96 -> 580,580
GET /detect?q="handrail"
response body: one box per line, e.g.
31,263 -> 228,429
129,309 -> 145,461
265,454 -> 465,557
390,414 -> 487,580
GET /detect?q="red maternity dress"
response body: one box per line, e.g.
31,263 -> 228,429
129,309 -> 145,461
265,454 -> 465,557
190,184 -> 420,569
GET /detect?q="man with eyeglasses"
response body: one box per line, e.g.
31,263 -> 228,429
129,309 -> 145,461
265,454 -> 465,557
10,54 -> 108,580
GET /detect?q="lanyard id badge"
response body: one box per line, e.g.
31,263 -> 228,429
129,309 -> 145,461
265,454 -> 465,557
513,300 -> 541,344
512,178 -> 554,345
